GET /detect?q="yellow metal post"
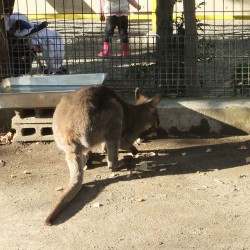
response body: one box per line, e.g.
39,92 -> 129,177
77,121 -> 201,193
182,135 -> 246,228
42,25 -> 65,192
152,0 -> 156,32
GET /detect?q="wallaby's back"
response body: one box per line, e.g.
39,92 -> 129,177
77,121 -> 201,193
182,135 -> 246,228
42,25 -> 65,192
53,85 -> 126,151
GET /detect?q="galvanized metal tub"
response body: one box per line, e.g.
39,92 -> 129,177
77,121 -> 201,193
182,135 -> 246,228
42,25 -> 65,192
0,73 -> 107,108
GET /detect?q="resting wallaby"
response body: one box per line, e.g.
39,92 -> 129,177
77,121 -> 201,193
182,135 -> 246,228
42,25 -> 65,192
45,85 -> 161,225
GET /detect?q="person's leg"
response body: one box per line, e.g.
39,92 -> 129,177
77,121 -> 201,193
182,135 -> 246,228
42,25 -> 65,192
118,16 -> 129,57
98,16 -> 117,56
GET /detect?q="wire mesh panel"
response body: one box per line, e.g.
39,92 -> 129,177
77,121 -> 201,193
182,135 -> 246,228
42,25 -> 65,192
1,0 -> 250,98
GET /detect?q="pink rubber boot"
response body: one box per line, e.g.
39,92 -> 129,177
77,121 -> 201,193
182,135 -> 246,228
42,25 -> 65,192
121,43 -> 129,57
98,42 -> 110,56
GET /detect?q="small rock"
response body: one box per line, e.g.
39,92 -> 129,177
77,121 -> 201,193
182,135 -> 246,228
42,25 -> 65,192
55,187 -> 64,191
23,170 -> 31,174
110,172 -> 119,178
92,203 -> 102,208
239,175 -> 247,178
159,168 -> 167,172
196,171 -> 206,175
239,145 -> 247,150
148,152 -> 156,156
0,160 -> 6,167
205,148 -> 212,153
213,179 -> 224,184
181,152 -> 187,156
10,175 -> 17,178
134,162 -> 152,171
137,198 -> 146,202
169,162 -> 178,166
157,152 -> 169,156
0,131 -> 14,144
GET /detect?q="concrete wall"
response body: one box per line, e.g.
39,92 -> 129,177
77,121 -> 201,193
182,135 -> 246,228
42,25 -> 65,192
1,98 -> 250,140
12,0 -> 250,15
158,99 -> 250,136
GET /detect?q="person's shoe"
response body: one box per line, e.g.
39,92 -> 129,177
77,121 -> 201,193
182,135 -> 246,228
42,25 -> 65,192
98,42 -> 110,57
121,43 -> 129,57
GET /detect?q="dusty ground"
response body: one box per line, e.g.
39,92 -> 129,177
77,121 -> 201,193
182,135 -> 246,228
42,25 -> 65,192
0,135 -> 250,250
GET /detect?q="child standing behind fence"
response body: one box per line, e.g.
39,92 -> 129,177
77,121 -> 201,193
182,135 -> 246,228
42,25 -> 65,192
98,0 -> 141,57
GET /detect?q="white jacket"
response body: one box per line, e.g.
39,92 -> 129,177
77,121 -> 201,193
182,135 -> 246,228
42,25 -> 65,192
103,0 -> 129,14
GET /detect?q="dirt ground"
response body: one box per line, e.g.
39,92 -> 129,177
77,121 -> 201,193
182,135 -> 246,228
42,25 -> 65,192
0,134 -> 250,250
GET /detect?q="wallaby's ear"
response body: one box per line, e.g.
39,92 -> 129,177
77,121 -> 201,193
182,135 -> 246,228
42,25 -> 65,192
135,87 -> 148,104
150,94 -> 161,108
135,87 -> 141,100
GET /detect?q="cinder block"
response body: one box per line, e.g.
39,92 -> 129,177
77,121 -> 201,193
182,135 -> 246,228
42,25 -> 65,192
15,108 -> 55,118
12,123 -> 54,142
12,115 -> 53,124
12,108 -> 55,142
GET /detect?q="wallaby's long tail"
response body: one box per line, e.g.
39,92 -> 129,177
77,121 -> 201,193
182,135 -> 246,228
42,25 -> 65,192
45,152 -> 84,226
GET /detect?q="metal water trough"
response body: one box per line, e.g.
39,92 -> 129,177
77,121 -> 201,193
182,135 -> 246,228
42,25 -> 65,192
0,73 -> 108,109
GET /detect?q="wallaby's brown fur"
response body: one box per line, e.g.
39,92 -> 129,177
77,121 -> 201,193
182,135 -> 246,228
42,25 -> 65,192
45,85 -> 161,225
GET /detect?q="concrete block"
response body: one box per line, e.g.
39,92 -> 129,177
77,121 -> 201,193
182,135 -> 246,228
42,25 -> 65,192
12,122 -> 53,142
11,108 -> 54,142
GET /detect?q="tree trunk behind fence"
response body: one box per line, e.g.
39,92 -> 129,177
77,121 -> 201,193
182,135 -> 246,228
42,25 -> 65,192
155,0 -> 175,93
183,0 -> 201,96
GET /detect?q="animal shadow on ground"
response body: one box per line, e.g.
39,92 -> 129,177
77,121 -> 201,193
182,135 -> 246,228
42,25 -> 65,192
54,138 -> 250,225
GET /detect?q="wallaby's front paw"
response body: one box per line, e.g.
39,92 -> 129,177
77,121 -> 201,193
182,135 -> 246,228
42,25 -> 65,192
108,165 -> 119,172
130,145 -> 138,155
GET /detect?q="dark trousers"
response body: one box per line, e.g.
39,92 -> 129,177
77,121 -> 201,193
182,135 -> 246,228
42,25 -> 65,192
104,15 -> 129,44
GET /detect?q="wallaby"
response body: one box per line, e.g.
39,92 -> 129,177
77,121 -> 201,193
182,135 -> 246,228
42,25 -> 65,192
45,85 -> 161,225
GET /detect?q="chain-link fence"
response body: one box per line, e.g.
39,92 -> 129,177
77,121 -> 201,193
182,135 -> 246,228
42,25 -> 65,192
1,0 -> 250,98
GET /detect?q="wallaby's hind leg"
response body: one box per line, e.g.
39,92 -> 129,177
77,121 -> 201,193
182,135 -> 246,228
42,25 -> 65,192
45,149 -> 85,226
106,138 -> 120,170
102,100 -> 123,170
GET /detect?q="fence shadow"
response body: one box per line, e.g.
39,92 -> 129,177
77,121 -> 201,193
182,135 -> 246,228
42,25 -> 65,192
54,136 -> 250,225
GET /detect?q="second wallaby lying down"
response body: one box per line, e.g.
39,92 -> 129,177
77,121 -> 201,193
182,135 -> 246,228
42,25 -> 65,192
45,85 -> 161,225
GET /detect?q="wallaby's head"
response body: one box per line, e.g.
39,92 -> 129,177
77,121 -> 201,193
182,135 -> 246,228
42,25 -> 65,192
135,88 -> 161,129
